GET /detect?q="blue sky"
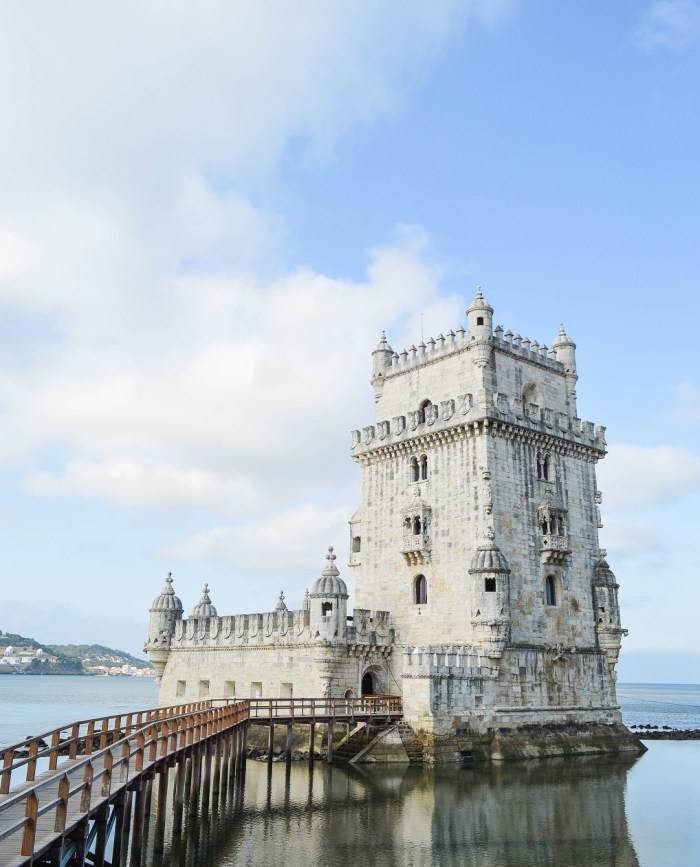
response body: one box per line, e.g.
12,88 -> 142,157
0,2 -> 698,680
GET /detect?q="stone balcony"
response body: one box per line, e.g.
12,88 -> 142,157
540,533 -> 571,565
401,534 -> 431,566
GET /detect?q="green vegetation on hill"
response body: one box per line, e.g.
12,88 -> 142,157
0,629 -> 152,673
46,644 -> 151,669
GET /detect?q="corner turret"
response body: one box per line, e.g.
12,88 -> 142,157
592,554 -> 627,699
468,530 -> 511,658
145,573 -> 183,680
552,324 -> 578,415
371,331 -> 394,385
467,288 -> 494,341
309,546 -> 348,642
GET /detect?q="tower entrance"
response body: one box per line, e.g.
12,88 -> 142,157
361,671 -> 376,696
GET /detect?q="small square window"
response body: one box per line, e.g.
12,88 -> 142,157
477,317 -> 484,325
224,680 -> 236,698
176,680 -> 186,697
198,679 -> 210,698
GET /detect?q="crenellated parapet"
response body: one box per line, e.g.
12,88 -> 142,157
401,645 -> 499,680
351,389 -> 606,459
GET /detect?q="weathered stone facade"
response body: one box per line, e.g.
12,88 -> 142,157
146,290 -> 642,761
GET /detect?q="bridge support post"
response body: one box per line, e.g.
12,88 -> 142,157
211,735 -> 222,806
267,724 -> 274,763
143,774 -> 153,832
130,783 -> 146,867
285,724 -> 293,761
173,755 -> 186,835
154,764 -> 169,852
184,751 -> 193,803
120,789 -> 133,866
309,722 -> 315,759
327,722 -> 334,763
202,741 -> 212,812
94,803 -> 109,867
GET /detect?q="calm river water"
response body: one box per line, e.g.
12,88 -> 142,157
1,677 -> 699,866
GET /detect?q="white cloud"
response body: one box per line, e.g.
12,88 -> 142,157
167,504 -> 349,574
598,444 -> 700,510
636,0 -> 700,48
25,460 -> 263,510
0,228 -> 462,512
0,2 -> 516,592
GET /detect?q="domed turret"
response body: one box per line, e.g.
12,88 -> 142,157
468,531 -> 511,658
310,547 -> 348,642
150,573 -> 183,616
592,554 -> 626,695
552,324 -> 578,414
274,591 -> 288,612
191,583 -> 218,619
467,288 -> 494,340
371,330 -> 394,382
146,573 -> 183,681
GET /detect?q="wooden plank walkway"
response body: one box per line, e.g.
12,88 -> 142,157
0,696 -> 402,866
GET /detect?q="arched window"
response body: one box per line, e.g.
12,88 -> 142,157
414,574 -> 427,605
545,575 -> 556,606
413,516 -> 422,535
417,399 -> 432,425
352,536 -> 361,553
411,456 -> 419,482
543,454 -> 551,481
420,454 -> 428,480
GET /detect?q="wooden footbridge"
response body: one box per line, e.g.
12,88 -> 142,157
0,696 -> 402,867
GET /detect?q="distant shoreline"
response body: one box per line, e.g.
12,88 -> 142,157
0,670 -> 152,678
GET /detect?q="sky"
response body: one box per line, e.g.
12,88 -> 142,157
0,1 -> 698,680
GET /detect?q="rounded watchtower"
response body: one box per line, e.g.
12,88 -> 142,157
146,573 -> 183,680
468,531 -> 511,658
310,547 -> 348,642
467,288 -> 494,341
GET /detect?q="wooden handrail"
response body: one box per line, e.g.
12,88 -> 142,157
0,694 -> 401,862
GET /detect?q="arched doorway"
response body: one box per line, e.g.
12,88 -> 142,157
361,671 -> 376,696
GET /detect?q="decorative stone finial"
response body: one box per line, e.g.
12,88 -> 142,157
275,590 -> 288,612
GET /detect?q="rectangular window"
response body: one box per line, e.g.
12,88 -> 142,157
484,577 -> 496,592
176,680 -> 186,697
224,680 -> 236,698
198,679 -> 210,698
321,602 -> 333,617
279,682 -> 293,698
251,681 -> 262,698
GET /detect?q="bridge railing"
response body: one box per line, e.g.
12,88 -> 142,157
245,695 -> 402,720
0,700 -> 214,796
0,701 -> 250,860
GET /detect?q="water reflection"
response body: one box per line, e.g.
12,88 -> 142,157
142,754 -> 644,867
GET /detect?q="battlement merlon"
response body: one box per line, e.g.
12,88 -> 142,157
350,390 -> 606,459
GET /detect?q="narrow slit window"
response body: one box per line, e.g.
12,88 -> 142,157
414,574 -> 427,605
420,454 -> 428,480
545,575 -> 556,606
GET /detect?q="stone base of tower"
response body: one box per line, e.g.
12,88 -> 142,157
398,644 -> 646,763
394,720 -> 644,764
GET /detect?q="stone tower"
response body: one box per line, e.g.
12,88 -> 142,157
350,290 -> 633,752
